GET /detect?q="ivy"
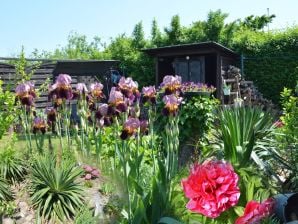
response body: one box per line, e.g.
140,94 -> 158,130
179,95 -> 219,143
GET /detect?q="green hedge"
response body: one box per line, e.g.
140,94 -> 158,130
231,27 -> 298,104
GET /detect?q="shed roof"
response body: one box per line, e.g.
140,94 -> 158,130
52,60 -> 120,76
142,41 -> 239,57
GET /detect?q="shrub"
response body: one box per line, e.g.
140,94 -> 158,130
179,95 -> 219,143
30,156 -> 84,222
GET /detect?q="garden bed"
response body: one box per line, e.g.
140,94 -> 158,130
0,74 -> 297,223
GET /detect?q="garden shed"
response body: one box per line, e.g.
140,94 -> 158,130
143,41 -> 239,98
0,59 -> 120,108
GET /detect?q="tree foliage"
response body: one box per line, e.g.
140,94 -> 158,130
241,14 -> 276,31
204,10 -> 228,42
164,15 -> 185,45
151,18 -> 163,47
132,21 -> 146,49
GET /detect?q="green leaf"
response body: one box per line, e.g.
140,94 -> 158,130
158,217 -> 183,224
233,206 -> 244,217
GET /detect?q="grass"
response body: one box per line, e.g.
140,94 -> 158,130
0,133 -> 79,155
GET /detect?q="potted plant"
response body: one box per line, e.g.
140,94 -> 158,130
223,83 -> 231,96
181,82 -> 216,98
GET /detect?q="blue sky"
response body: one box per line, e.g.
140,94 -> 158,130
0,0 -> 297,56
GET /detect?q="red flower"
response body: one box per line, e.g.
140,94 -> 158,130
235,198 -> 275,224
181,160 -> 240,218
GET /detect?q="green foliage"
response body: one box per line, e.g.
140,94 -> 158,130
241,14 -> 276,31
237,168 -> 274,204
0,200 -> 16,217
105,34 -> 154,86
0,178 -> 12,202
215,107 -> 274,168
15,47 -> 40,82
280,87 -> 298,141
151,18 -> 164,47
0,135 -> 26,183
204,10 -> 228,42
30,155 -> 84,222
132,21 -> 146,49
232,27 -> 298,104
0,80 -> 15,139
164,15 -> 185,45
74,206 -> 99,224
179,96 -> 219,143
274,87 -> 298,191
33,32 -> 107,60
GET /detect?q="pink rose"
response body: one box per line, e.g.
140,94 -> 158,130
181,160 -> 240,218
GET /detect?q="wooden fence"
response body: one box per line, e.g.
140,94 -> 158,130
0,62 -> 78,109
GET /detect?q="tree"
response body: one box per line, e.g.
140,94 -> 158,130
151,18 -> 163,47
164,15 -> 185,45
132,21 -> 146,49
34,32 -> 106,60
105,34 -> 154,86
204,10 -> 228,42
185,21 -> 206,43
241,14 -> 276,31
221,21 -> 240,46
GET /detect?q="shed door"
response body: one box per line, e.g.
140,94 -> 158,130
174,60 -> 188,82
173,57 -> 205,83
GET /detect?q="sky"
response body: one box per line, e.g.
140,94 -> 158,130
0,0 -> 297,57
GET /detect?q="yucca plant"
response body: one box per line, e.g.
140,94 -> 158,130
216,107 -> 274,168
0,177 -> 12,201
30,156 -> 84,222
0,147 -> 25,183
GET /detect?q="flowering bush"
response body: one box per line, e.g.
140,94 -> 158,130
235,198 -> 275,224
181,82 -> 216,93
181,160 -> 240,218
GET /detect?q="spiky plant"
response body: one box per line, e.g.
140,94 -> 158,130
30,156 -> 84,222
0,177 -> 12,201
215,106 -> 274,168
0,147 -> 25,183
